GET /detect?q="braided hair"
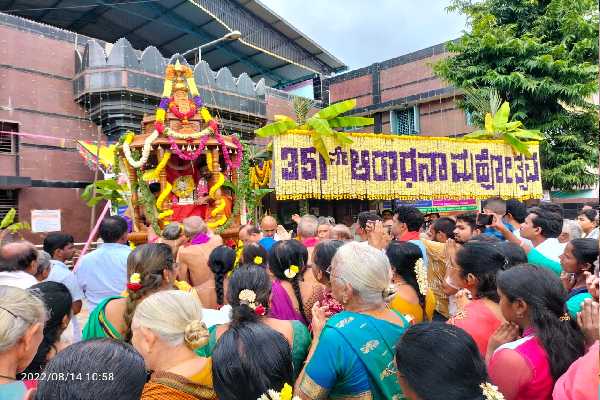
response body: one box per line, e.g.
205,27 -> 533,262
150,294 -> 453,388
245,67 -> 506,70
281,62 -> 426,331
268,240 -> 309,323
208,245 -> 236,306
122,243 -> 174,342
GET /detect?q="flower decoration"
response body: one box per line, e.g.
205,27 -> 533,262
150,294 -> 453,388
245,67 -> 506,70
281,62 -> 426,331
253,256 -> 263,265
254,304 -> 266,316
250,160 -> 272,189
238,289 -> 266,315
272,131 -> 542,201
284,264 -> 299,279
257,383 -> 299,400
414,258 -> 428,296
480,382 -> 505,400
239,289 -> 257,305
127,273 -> 143,292
122,130 -> 158,169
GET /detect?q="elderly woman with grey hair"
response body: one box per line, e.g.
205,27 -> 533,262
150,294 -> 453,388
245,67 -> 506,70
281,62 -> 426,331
297,242 -> 410,400
34,250 -> 52,282
0,285 -> 46,397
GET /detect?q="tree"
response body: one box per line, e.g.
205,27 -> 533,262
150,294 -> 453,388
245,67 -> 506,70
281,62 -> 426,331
434,0 -> 599,191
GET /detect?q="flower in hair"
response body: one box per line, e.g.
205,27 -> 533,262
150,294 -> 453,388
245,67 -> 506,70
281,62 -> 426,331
239,289 -> 266,316
127,273 -> 143,292
254,256 -> 263,265
560,313 -> 571,322
414,258 -> 429,296
254,304 -> 266,316
239,289 -> 257,305
284,264 -> 299,279
258,383 -> 299,400
480,382 -> 505,400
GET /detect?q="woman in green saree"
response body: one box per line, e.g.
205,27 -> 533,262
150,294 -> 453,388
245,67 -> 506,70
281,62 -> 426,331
195,263 -> 310,377
297,241 -> 410,400
82,243 -> 179,341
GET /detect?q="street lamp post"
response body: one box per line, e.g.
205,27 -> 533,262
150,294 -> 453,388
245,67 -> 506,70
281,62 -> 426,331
181,30 -> 242,61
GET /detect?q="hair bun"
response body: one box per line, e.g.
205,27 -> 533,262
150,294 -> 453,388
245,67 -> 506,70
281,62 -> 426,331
184,320 -> 209,350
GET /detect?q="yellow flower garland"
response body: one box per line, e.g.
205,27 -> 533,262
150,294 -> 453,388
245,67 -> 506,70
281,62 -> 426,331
272,131 -> 542,201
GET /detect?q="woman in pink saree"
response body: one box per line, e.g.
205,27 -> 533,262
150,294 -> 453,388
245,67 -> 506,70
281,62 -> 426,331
268,240 -> 323,326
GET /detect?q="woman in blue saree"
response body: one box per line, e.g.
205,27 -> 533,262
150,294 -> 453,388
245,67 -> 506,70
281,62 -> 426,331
297,241 -> 410,400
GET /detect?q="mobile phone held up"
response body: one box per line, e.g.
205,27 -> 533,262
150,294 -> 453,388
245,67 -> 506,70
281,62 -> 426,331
476,213 -> 493,226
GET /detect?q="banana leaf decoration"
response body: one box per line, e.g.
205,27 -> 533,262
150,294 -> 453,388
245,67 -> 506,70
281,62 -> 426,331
464,102 -> 543,157
0,208 -> 31,234
255,99 -> 374,164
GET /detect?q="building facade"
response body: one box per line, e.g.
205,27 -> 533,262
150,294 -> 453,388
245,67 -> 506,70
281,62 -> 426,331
0,10 -> 335,241
323,42 -> 473,137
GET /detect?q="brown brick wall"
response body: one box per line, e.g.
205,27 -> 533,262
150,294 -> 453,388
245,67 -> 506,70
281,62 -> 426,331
19,187 -> 98,243
329,74 -> 372,104
0,22 -> 99,243
379,53 -> 447,89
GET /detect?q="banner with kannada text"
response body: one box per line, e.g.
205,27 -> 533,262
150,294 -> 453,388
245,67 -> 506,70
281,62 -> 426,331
273,131 -> 542,201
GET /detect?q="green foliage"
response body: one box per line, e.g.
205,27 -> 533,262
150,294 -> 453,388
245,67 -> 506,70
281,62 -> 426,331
0,208 -> 16,230
81,179 -> 127,209
292,97 -> 314,125
221,142 -> 274,225
134,169 -> 160,234
465,100 -> 543,156
255,98 -> 373,164
0,208 -> 30,234
435,0 -> 599,190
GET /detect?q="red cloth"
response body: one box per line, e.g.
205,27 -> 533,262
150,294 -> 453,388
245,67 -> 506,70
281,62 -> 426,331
398,231 -> 420,242
171,204 -> 208,222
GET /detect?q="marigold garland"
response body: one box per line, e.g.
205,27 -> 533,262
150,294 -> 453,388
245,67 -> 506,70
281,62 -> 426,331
250,160 -> 271,188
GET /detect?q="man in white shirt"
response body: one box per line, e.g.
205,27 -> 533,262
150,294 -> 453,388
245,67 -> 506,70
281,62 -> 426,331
519,207 -> 565,263
43,232 -> 84,315
0,241 -> 39,289
75,216 -> 131,311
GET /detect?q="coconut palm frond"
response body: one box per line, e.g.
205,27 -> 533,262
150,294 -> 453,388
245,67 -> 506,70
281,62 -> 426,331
292,97 -> 314,125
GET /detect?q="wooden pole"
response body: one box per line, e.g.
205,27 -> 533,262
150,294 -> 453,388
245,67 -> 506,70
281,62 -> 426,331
89,125 -> 103,230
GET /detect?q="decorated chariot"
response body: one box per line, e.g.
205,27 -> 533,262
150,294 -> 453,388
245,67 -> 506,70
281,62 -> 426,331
112,60 -> 244,243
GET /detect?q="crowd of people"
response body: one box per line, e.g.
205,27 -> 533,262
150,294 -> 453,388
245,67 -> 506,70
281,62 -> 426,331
0,199 -> 598,400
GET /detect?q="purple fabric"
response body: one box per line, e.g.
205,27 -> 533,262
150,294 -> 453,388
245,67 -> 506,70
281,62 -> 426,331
269,279 -> 306,325
190,232 -> 210,245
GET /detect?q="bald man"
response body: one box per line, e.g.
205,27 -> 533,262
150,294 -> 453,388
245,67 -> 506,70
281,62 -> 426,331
177,216 -> 223,286
0,241 -> 39,288
260,215 -> 278,239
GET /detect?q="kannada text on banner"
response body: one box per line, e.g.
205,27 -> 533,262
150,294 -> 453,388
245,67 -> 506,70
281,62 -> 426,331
273,131 -> 543,201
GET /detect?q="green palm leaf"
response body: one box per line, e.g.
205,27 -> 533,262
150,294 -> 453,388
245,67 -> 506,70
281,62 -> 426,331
0,208 -> 16,229
255,119 -> 297,137
328,116 -> 374,129
493,102 -> 510,129
512,129 -> 544,140
464,130 -> 494,139
504,132 -> 532,157
314,99 -> 357,120
6,222 -> 30,234
308,118 -> 334,164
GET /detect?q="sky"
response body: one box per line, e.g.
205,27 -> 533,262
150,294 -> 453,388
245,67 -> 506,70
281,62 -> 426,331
259,0 -> 467,72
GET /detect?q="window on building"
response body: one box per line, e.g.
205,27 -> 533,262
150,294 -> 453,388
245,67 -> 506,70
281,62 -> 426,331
0,190 -> 18,222
465,110 -> 474,127
0,122 -> 18,154
391,106 -> 419,135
